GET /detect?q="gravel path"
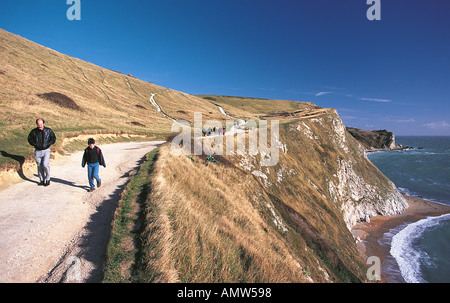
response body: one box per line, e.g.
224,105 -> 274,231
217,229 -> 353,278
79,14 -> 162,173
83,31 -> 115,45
0,141 -> 164,282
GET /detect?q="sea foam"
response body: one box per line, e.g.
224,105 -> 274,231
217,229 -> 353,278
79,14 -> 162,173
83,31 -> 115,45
390,214 -> 450,283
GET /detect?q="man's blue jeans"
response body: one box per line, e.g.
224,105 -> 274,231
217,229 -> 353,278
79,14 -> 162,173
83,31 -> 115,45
87,162 -> 101,189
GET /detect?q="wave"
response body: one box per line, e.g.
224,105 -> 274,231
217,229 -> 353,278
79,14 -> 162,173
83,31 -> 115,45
397,187 -> 424,199
397,187 -> 450,206
390,214 -> 450,283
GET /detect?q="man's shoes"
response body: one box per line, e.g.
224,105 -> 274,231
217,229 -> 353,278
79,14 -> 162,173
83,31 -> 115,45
89,188 -> 96,192
97,181 -> 102,188
38,180 -> 50,186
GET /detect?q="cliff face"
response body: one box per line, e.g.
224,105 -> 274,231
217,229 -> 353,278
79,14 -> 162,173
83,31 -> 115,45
346,127 -> 399,151
241,110 -> 408,231
140,108 -> 408,283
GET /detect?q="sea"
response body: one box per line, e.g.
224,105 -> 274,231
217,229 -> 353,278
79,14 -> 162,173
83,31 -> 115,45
367,136 -> 450,283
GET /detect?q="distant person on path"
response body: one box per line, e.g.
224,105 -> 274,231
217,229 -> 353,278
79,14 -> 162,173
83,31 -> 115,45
82,138 -> 106,192
27,118 -> 56,186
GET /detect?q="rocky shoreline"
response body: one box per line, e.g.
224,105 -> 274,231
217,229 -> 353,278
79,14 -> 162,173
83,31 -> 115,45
365,145 -> 421,154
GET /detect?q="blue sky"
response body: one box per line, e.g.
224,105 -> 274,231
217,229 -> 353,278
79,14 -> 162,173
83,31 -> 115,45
1,0 -> 449,135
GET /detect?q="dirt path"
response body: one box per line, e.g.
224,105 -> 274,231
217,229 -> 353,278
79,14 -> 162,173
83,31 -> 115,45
260,108 -> 330,120
149,93 -> 176,121
0,141 -> 164,283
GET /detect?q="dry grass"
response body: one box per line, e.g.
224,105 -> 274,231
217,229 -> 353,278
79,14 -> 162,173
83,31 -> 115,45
197,95 -> 321,120
0,29 -> 227,169
0,28 -> 319,172
139,143 -> 310,283
134,110 -> 379,283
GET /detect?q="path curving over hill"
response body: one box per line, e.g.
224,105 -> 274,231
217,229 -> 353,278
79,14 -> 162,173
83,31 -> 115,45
149,93 -> 176,121
0,141 -> 164,282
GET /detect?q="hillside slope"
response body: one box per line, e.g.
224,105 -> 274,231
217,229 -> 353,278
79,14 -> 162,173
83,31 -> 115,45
197,95 -> 321,121
127,108 -> 407,283
0,28 -> 226,171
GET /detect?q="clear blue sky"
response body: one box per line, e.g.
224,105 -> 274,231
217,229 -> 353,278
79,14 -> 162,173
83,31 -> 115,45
1,0 -> 449,135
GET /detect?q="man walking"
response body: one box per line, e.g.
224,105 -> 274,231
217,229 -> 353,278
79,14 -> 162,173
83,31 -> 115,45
27,118 -> 56,186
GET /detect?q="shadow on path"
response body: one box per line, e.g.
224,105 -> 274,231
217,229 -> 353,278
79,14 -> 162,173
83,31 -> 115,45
50,177 -> 91,191
0,150 -> 38,184
1,151 -> 89,191
77,156 -> 148,282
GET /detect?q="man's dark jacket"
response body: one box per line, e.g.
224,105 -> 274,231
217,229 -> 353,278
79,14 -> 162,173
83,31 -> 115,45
27,127 -> 56,150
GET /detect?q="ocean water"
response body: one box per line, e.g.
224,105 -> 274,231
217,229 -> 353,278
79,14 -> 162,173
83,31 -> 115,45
367,136 -> 450,283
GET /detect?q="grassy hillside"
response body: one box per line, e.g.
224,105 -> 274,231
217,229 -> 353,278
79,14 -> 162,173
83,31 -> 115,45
197,95 -> 321,120
0,29 -> 226,170
105,108 -> 402,282
0,28 -> 321,173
